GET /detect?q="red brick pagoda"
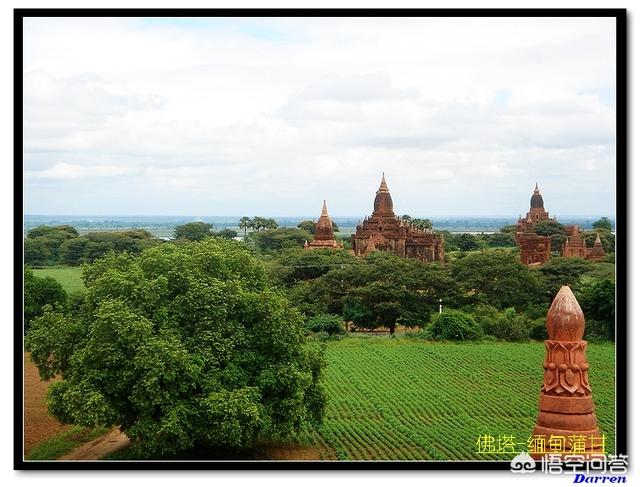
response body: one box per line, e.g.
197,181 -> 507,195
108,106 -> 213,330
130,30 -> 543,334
516,183 -> 553,266
351,174 -> 444,263
304,200 -> 342,250
562,228 -> 606,262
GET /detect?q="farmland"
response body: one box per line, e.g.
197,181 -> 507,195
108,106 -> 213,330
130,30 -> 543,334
293,337 -> 616,461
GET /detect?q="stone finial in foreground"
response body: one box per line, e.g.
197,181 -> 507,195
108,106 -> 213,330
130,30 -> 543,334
532,286 -> 603,458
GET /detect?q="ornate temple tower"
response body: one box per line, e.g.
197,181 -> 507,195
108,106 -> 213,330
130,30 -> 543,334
304,200 -> 342,250
351,174 -> 444,263
562,226 -> 588,258
516,184 -> 552,266
586,234 -> 606,261
532,286 -> 603,458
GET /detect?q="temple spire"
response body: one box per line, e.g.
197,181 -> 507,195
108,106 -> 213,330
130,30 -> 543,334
378,172 -> 389,192
534,182 -> 540,193
321,199 -> 328,216
594,233 -> 602,245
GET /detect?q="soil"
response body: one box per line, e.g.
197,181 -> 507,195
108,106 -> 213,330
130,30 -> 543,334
60,428 -> 130,461
23,353 -> 71,455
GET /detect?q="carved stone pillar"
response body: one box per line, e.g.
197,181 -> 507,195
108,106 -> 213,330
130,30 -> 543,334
532,286 -> 603,458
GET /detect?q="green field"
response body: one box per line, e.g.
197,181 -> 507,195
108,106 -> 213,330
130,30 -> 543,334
32,267 -> 84,293
294,337 -> 616,461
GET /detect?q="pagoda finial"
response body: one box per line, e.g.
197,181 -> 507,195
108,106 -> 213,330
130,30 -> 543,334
321,199 -> 328,216
378,172 -> 389,192
594,233 -> 602,245
535,182 -> 539,192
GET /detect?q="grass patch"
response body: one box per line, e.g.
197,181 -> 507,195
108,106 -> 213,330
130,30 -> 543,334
31,267 -> 85,293
26,426 -> 109,460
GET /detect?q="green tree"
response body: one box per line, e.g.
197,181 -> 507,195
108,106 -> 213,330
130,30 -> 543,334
592,217 -> 613,232
251,228 -> 313,253
455,233 -> 482,251
534,220 -> 568,252
305,314 -> 345,336
239,217 -> 252,237
25,240 -> 325,457
174,222 -> 213,241
59,230 -> 160,265
579,279 -> 615,341
584,231 -> 615,254
24,268 -> 68,332
451,250 -> 543,310
24,225 -> 80,265
399,215 -> 432,230
273,248 -> 359,285
297,220 -> 317,234
431,309 -> 483,341
486,308 -> 531,341
27,225 -> 79,240
537,257 -> 595,300
213,229 -> 238,240
483,232 -> 515,248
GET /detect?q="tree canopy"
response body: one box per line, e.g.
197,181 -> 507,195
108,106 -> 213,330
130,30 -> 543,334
297,220 -> 339,234
25,240 -> 325,456
450,250 -> 543,310
24,268 -> 68,332
174,222 -> 214,241
592,217 -> 613,232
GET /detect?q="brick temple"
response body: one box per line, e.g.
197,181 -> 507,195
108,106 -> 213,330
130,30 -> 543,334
304,200 -> 342,250
516,184 -> 607,265
351,174 -> 444,263
516,183 -> 553,266
562,227 -> 606,261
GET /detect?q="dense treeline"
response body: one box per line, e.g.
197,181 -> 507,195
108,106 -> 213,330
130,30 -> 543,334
24,221 -> 615,342
269,248 -> 614,341
25,226 -> 163,266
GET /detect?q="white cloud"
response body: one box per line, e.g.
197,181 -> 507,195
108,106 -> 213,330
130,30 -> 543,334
22,16 -> 616,216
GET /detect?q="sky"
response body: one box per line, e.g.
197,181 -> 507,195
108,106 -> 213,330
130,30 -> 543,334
23,16 -> 616,217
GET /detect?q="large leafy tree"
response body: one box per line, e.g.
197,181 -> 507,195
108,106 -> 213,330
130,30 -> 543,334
23,268 -> 68,332
592,217 -> 613,232
24,225 -> 80,266
296,220 -> 339,234
290,251 -> 460,334
25,240 -> 325,456
451,250 -> 543,310
251,228 -> 313,253
536,257 -> 595,301
273,248 -> 360,285
534,220 -> 568,252
59,230 -> 160,265
579,279 -> 615,341
174,222 -> 213,241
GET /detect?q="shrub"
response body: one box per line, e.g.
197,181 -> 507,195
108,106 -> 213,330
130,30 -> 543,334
488,308 -> 531,342
306,314 -> 346,336
431,310 -> 483,341
530,318 -> 547,340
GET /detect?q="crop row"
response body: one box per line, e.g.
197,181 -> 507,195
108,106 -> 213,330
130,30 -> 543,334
293,338 -> 616,461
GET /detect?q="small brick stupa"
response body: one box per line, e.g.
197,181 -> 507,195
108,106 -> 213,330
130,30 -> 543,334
532,285 -> 603,458
304,200 -> 342,250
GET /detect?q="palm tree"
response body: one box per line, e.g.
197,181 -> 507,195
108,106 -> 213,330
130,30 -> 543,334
239,216 -> 251,237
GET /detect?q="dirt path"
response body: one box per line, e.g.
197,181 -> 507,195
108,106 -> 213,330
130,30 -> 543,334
23,353 -> 71,455
59,428 -> 130,460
